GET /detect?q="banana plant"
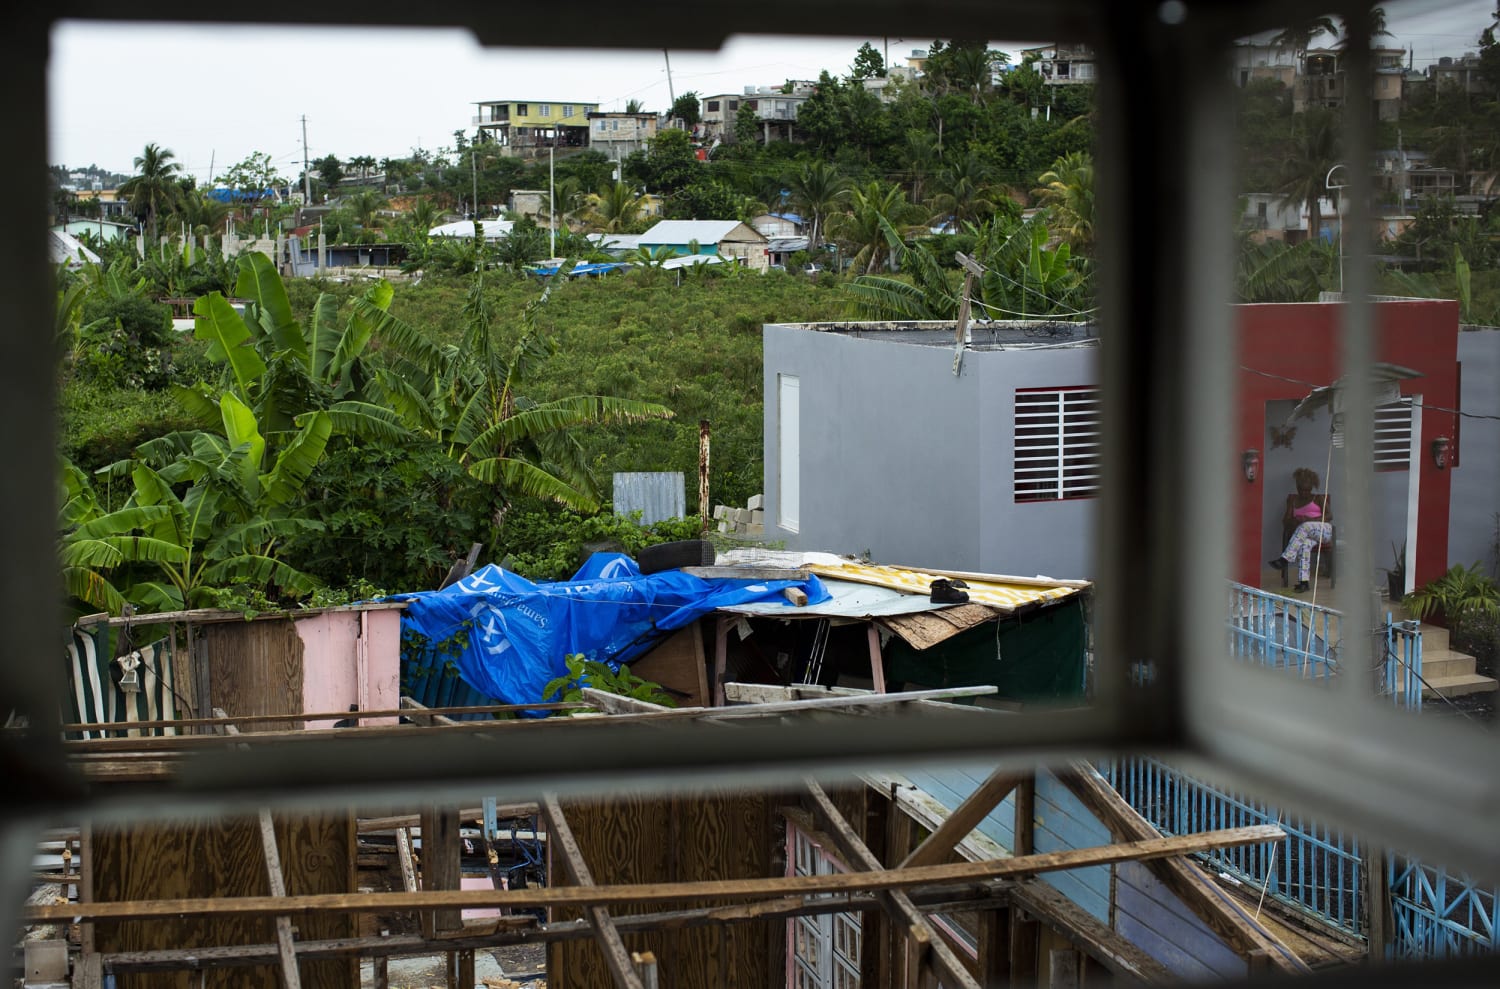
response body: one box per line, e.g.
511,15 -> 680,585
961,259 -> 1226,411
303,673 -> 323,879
62,394 -> 332,614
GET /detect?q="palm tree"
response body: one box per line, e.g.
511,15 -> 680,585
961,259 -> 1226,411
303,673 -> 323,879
347,189 -> 390,231
1274,110 -> 1340,246
929,152 -> 1002,227
625,99 -> 645,114
1033,151 -> 1096,251
784,160 -> 850,247
828,181 -> 929,274
1271,15 -> 1338,58
118,143 -> 183,243
901,130 -> 942,205
580,182 -> 649,233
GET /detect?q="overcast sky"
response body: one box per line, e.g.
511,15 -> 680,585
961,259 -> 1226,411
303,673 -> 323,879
49,0 -> 1496,183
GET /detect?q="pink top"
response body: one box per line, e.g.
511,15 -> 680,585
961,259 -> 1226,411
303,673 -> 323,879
1292,499 -> 1322,521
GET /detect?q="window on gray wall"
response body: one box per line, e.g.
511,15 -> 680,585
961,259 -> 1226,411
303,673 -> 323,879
1014,387 -> 1101,502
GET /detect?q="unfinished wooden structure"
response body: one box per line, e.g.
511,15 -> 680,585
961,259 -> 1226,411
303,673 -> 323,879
23,685 -> 1334,988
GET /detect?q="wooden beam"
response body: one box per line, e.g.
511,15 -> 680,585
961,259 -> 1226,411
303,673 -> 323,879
724,682 -> 994,706
805,779 -> 983,989
1014,776 -> 1036,856
98,887 -> 1009,972
257,810 -> 303,989
1013,880 -> 1172,983
26,825 -> 1285,923
395,828 -> 418,894
60,703 -> 580,733
580,687 -> 671,715
419,805 -> 463,936
1054,764 -> 1307,976
898,770 -> 1025,870
543,793 -> 645,989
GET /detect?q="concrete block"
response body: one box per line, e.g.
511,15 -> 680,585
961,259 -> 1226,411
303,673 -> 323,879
746,493 -> 765,511
750,509 -> 765,524
745,522 -> 765,537
713,504 -> 728,521
717,520 -> 729,533
734,508 -> 752,524
25,940 -> 68,983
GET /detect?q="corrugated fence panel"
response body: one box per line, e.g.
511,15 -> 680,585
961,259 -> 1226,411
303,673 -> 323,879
1034,770 -> 1112,922
613,472 -> 686,525
1114,860 -> 1247,981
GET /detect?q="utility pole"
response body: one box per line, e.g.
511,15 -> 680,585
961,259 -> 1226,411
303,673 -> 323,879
301,115 -> 312,203
549,144 -> 556,258
663,49 -> 676,115
471,145 -> 479,220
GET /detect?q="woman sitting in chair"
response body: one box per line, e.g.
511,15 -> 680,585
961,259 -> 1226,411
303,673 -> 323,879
1270,467 -> 1333,592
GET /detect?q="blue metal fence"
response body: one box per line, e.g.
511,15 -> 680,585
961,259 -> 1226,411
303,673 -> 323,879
1389,859 -> 1500,960
1108,758 -> 1365,934
401,639 -> 498,717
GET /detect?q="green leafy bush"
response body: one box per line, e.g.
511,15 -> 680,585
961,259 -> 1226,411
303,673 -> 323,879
543,652 -> 676,709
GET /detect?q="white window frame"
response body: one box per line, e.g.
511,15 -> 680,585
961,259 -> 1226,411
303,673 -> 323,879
539,104 -> 551,117
1014,387 -> 1102,502
787,821 -> 862,989
8,5 -> 1497,931
1373,397 -> 1412,470
777,373 -> 800,532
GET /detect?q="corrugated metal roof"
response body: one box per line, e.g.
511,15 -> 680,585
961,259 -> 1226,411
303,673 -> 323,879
806,561 -> 1082,611
638,219 -> 761,245
429,219 -> 514,239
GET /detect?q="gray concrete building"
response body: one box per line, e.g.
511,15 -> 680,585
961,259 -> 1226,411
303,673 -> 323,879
762,320 -> 1100,579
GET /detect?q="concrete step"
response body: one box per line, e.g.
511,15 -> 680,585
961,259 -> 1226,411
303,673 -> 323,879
1419,624 -> 1451,652
1420,650 -> 1476,679
1422,674 -> 1499,699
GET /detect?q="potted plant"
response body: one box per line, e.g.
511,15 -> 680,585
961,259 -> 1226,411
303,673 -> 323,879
1383,541 -> 1406,603
1403,563 -> 1500,629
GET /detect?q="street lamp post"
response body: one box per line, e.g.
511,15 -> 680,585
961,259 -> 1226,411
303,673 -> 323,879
1325,163 -> 1348,297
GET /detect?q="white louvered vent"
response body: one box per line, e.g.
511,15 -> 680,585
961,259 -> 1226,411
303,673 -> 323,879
1014,387 -> 1101,502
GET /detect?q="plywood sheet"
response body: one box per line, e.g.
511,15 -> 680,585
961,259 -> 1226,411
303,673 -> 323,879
90,812 -> 356,989
547,789 -> 780,989
628,626 -> 709,707
878,605 -> 998,650
204,619 -> 304,732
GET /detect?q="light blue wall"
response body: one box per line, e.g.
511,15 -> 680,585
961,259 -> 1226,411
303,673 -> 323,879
762,324 -> 1097,577
1450,328 -> 1500,576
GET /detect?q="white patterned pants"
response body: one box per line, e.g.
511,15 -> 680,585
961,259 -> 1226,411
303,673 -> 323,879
1281,521 -> 1333,582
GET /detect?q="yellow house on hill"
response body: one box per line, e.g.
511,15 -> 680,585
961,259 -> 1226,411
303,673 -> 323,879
473,99 -> 599,156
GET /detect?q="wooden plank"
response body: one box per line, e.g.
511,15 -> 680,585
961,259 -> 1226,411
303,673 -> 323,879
1015,879 -> 1174,983
61,703 -> 579,733
98,889 -> 1007,972
580,687 -> 671,715
1047,947 -> 1081,988
1014,777 -> 1036,855
419,806 -> 462,935
543,793 -> 646,989
29,826 -> 1286,923
805,779 -> 983,989
626,626 -> 709,707
886,565 -> 1092,590
680,566 -> 810,580
204,619 -> 304,733
259,809 -> 304,989
899,770 -> 1025,870
395,829 -> 417,894
1055,764 -> 1306,975
359,806 -> 534,833
866,624 -> 887,693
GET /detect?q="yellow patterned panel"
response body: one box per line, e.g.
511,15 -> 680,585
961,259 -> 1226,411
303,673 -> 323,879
805,561 -> 1080,610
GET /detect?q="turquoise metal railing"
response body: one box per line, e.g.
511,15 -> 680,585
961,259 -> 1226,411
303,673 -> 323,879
1228,581 -> 1339,679
1383,617 -> 1424,711
1389,859 -> 1500,959
1108,758 -> 1365,934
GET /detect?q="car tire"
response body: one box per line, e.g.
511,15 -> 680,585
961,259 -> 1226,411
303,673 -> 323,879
637,539 -> 715,575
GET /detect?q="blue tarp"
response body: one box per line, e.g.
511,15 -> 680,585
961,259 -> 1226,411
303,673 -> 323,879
394,554 -> 829,712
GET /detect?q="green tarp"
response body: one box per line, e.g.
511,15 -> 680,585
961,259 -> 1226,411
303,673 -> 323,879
886,597 -> 1088,702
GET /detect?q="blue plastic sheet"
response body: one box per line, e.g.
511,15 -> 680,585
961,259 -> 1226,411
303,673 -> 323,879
395,554 -> 828,712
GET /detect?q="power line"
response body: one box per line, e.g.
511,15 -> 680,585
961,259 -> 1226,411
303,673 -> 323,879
1239,365 -> 1500,422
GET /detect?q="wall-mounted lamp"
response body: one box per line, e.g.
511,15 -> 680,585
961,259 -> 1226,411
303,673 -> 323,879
1242,448 -> 1260,483
1431,435 -> 1451,470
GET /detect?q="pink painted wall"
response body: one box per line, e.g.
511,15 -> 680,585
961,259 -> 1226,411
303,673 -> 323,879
295,604 -> 404,727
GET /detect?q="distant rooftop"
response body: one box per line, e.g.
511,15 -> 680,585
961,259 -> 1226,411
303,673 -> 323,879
777,319 -> 1100,351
